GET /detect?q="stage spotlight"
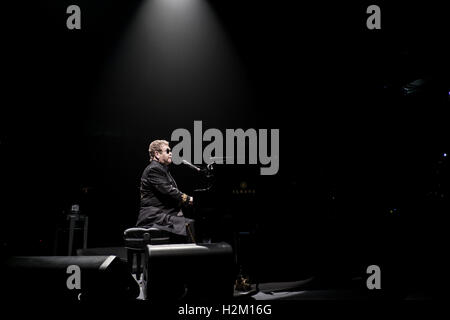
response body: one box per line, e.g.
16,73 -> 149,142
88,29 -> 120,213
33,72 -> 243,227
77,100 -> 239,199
94,0 -> 247,128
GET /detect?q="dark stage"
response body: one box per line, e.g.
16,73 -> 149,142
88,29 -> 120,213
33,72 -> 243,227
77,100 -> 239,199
0,0 -> 447,314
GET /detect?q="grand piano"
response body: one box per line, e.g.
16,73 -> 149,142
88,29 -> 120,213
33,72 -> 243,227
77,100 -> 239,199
192,162 -> 264,244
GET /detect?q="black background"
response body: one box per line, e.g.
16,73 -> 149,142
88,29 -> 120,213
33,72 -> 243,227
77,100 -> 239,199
1,1 -> 449,292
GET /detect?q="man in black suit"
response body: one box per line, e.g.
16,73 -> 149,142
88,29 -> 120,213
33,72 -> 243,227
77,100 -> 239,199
136,140 -> 195,242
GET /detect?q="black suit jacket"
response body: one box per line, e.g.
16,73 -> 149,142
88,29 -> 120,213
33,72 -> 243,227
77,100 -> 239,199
136,160 -> 192,236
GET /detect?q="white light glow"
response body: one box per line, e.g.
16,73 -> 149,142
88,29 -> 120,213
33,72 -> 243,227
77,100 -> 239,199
94,0 -> 247,131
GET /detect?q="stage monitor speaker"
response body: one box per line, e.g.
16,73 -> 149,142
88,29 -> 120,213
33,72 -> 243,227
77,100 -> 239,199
143,242 -> 235,302
1,255 -> 140,302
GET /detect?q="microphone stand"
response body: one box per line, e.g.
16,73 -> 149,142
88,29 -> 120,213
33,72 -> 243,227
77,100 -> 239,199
191,163 -> 216,244
194,163 -> 215,192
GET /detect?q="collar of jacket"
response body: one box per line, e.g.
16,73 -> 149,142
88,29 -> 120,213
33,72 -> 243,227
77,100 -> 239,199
152,159 -> 170,172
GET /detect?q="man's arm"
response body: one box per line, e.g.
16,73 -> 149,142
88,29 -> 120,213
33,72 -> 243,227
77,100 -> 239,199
147,165 -> 192,206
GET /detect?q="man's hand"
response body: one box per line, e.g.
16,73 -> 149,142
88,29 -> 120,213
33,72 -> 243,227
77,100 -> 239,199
189,196 -> 194,205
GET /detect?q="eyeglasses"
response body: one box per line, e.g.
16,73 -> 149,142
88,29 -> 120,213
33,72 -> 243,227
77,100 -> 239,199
161,148 -> 171,154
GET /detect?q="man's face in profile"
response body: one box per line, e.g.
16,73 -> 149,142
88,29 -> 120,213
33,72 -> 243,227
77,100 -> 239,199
157,144 -> 172,166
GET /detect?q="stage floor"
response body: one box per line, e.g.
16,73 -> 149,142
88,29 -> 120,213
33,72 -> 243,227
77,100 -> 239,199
76,247 -> 431,301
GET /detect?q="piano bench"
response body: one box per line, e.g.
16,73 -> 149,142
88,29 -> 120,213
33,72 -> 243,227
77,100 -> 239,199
123,227 -> 171,281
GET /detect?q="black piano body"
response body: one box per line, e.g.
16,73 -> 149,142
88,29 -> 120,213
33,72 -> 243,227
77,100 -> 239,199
193,163 -> 264,244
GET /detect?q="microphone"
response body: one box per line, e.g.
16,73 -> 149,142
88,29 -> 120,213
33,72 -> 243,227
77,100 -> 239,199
181,159 -> 201,172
